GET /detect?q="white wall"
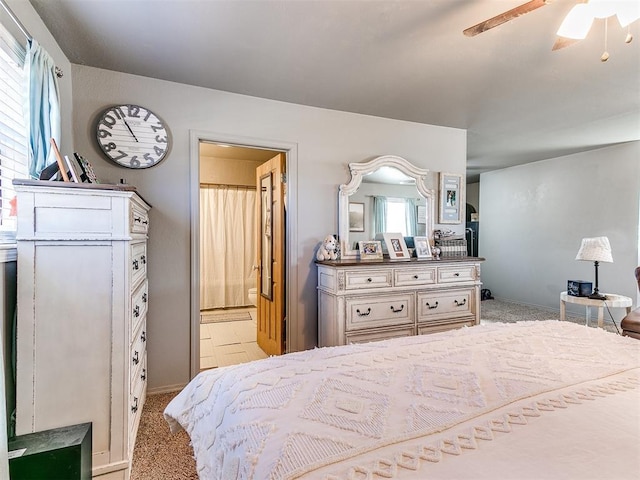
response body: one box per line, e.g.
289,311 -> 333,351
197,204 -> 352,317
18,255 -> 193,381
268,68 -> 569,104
480,142 -> 640,320
70,65 -> 467,390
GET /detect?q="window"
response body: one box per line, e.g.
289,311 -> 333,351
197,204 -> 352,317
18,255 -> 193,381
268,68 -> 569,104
386,197 -> 408,236
0,21 -> 27,238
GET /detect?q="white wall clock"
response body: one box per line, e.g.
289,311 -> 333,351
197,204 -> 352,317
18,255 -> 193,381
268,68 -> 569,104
95,104 -> 170,169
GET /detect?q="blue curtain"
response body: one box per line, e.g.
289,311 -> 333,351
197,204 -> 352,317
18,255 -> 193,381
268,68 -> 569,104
405,198 -> 417,236
24,39 -> 60,179
373,196 -> 387,235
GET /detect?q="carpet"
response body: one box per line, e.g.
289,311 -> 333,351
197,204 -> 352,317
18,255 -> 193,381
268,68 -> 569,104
200,310 -> 253,324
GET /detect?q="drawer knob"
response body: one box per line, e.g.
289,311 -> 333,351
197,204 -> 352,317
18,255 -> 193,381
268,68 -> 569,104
133,259 -> 139,270
356,307 -> 371,317
131,397 -> 139,413
132,350 -> 139,365
367,278 -> 373,283
426,301 -> 439,310
141,255 -> 147,264
454,299 -> 467,307
413,275 -> 419,279
390,304 -> 404,313
141,330 -> 146,342
141,368 -> 147,381
454,272 -> 460,277
133,305 -> 140,317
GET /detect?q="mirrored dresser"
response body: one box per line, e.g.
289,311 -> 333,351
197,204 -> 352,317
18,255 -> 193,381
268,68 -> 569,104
317,257 -> 483,346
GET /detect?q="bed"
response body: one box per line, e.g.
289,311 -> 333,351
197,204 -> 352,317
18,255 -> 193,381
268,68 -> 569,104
164,321 -> 640,479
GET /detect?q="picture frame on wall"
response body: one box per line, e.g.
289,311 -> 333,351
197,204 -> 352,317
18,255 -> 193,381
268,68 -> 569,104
349,202 -> 365,232
383,232 -> 410,261
413,236 -> 432,259
358,240 -> 383,260
439,172 -> 463,224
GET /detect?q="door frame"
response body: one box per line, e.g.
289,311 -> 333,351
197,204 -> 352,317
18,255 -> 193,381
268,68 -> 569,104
189,130 -> 299,379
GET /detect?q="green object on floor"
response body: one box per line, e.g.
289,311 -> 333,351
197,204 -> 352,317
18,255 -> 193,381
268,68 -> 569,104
8,422 -> 92,480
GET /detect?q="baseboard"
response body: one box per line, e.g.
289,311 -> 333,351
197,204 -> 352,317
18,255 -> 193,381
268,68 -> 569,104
147,383 -> 187,395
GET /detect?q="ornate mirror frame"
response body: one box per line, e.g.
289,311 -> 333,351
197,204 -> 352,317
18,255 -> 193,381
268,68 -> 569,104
338,155 -> 435,260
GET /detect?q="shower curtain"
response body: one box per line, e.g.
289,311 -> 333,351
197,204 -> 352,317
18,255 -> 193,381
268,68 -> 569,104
200,185 -> 257,310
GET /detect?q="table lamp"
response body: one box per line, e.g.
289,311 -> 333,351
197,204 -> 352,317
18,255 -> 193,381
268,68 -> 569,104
575,236 -> 613,300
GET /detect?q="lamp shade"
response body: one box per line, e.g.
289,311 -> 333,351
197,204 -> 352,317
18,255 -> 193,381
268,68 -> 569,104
575,236 -> 613,263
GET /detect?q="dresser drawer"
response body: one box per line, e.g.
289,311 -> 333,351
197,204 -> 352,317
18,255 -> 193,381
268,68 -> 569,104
344,270 -> 393,290
129,353 -> 146,456
130,203 -> 149,235
346,293 -> 414,330
395,267 -> 437,287
130,280 -> 148,337
418,320 -> 475,336
437,265 -> 477,283
417,289 -> 472,321
130,320 -> 146,383
346,325 -> 415,344
130,242 -> 147,288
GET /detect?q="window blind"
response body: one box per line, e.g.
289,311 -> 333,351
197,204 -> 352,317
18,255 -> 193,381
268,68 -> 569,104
0,20 -> 27,234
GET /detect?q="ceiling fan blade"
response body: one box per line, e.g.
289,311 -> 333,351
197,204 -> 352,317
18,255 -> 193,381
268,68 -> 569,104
463,0 -> 550,37
552,36 -> 581,50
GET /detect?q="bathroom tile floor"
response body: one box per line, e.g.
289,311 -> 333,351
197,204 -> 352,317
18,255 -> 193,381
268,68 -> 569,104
199,307 -> 268,370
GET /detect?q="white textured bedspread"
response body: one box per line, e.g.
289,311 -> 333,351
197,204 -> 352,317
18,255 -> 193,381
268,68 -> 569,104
164,321 -> 640,479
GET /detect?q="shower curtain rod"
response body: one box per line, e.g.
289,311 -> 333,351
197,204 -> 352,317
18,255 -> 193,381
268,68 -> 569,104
0,0 -> 63,77
200,183 -> 255,190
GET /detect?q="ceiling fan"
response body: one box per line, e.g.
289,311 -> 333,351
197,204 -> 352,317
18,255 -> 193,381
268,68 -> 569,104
463,0 -> 639,58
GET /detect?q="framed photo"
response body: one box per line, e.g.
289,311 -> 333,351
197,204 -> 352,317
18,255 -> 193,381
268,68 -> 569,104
349,202 -> 365,232
413,236 -> 432,259
358,240 -> 383,260
74,153 -> 99,183
439,172 -> 463,224
64,155 -> 82,183
383,232 -> 410,261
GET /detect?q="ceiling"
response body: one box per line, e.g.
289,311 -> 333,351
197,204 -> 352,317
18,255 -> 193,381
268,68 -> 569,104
29,0 -> 640,182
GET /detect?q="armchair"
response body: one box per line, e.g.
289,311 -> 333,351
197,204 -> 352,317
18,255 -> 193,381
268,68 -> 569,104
621,266 -> 640,339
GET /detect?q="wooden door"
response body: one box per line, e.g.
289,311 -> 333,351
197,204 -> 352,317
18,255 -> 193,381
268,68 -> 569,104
256,153 -> 285,355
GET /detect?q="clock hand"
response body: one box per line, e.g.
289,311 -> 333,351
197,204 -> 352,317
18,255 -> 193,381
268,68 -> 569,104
122,118 -> 139,142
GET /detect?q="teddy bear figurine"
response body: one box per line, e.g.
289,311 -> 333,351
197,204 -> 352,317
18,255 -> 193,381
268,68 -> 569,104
316,235 -> 338,261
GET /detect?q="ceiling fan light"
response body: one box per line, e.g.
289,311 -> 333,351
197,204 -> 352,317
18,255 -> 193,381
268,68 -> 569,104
615,3 -> 640,27
557,4 -> 595,39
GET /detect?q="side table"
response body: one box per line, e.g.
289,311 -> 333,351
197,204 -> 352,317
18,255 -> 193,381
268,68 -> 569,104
560,292 -> 633,328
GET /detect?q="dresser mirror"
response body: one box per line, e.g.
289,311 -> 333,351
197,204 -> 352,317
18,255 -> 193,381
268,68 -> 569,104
338,155 -> 434,260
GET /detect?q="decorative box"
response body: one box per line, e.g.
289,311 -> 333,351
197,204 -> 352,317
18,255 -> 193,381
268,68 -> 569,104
567,280 -> 592,297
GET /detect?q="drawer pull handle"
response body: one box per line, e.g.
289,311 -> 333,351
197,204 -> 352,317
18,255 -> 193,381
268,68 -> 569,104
141,255 -> 147,264
142,220 -> 148,225
131,397 -> 139,413
133,259 -> 139,270
454,272 -> 460,277
132,350 -> 139,365
356,308 -> 371,317
141,330 -> 146,342
141,368 -> 147,381
454,299 -> 467,307
134,217 -> 141,223
426,301 -> 439,310
133,305 -> 140,317
390,304 -> 404,313
142,293 -> 148,303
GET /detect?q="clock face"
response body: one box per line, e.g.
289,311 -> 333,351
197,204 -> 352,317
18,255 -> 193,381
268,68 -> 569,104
95,104 -> 170,169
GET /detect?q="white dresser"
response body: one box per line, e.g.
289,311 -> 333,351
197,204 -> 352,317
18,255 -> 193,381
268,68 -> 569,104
317,257 -> 483,347
14,180 -> 150,480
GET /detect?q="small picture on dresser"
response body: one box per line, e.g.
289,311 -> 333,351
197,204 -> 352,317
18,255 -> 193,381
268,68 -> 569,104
383,233 -> 410,261
358,240 -> 383,260
414,236 -> 432,259
74,153 -> 99,183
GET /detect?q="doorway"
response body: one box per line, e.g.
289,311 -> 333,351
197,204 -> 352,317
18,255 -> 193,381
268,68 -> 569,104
198,143 -> 277,370
189,131 -> 299,378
